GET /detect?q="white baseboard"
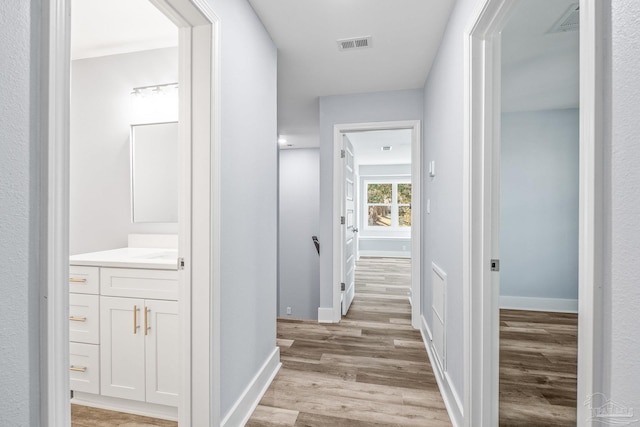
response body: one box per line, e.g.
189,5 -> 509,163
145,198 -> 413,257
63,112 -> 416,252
358,250 -> 410,258
499,296 -> 578,313
221,347 -> 281,427
420,316 -> 463,427
317,307 -> 335,323
72,392 -> 177,420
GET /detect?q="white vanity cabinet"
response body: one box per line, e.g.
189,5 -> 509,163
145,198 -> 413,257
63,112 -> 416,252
69,266 -> 101,394
69,244 -> 179,419
99,269 -> 179,407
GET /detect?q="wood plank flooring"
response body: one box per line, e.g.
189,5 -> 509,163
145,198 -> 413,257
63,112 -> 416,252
499,309 -> 578,426
71,404 -> 177,427
247,257 -> 451,426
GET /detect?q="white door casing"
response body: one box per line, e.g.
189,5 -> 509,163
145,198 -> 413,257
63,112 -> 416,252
331,121 -> 421,326
41,0 -> 221,425
463,0 -> 604,425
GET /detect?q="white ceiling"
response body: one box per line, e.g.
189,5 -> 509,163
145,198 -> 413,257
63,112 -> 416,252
347,129 -> 412,165
501,0 -> 579,112
71,0 -> 177,60
248,0 -> 455,149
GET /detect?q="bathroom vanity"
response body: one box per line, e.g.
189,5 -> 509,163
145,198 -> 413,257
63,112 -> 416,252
69,240 -> 179,420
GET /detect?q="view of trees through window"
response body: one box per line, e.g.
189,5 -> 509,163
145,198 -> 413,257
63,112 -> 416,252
366,182 -> 411,227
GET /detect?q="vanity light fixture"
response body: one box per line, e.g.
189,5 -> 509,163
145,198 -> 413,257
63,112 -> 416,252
130,82 -> 179,124
130,82 -> 179,97
278,137 -> 287,144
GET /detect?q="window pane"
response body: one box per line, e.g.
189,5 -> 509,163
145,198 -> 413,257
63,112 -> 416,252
398,183 -> 412,204
368,206 -> 392,226
399,206 -> 412,227
367,184 -> 392,204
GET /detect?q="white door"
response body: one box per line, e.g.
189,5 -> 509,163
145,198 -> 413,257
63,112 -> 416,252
145,299 -> 179,406
342,135 -> 356,315
100,296 -> 146,401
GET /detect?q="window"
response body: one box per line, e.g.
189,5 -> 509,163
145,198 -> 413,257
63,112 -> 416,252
365,181 -> 411,228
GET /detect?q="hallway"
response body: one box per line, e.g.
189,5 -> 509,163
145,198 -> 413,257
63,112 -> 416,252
247,257 -> 450,426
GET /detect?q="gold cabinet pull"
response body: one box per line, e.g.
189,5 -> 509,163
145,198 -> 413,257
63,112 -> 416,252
69,316 -> 87,322
69,277 -> 87,283
69,365 -> 87,372
133,305 -> 138,334
144,307 -> 149,336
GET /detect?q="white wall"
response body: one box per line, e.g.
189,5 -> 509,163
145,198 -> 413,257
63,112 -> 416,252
70,47 -> 179,255
421,1 -> 473,416
213,0 -> 279,419
279,148 -> 320,320
0,1 -> 40,425
500,109 -> 579,310
318,89 -> 423,313
605,0 -> 640,412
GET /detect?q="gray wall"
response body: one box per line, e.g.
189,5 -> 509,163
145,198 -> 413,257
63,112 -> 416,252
214,0 -> 278,419
318,89 -> 423,311
0,1 -> 41,425
70,48 -> 179,255
278,148 -> 320,320
606,0 -> 640,411
421,0 -> 472,407
500,109 -> 579,303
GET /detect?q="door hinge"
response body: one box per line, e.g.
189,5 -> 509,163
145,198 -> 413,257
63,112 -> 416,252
178,257 -> 185,270
341,282 -> 346,291
341,149 -> 346,158
490,259 -> 500,272
340,216 -> 345,225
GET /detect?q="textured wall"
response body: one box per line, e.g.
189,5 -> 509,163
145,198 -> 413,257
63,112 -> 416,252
606,0 -> 640,413
0,1 -> 40,425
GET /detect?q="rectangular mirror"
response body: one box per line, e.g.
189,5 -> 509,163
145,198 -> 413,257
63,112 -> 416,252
130,122 -> 179,223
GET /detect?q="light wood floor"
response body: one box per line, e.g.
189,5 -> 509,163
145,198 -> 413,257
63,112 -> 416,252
247,257 -> 451,426
499,309 -> 578,426
71,404 -> 177,426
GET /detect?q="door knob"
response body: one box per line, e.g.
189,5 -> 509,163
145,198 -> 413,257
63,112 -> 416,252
353,228 -> 359,233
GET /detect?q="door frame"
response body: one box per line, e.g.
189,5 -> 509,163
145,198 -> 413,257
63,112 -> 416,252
40,0 -> 221,425
463,0 -> 605,425
332,120 -> 422,328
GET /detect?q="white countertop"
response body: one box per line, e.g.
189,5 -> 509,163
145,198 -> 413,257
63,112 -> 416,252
70,247 -> 179,270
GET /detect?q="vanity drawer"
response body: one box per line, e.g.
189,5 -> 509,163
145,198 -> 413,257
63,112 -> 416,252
100,268 -> 178,300
69,293 -> 100,344
69,266 -> 100,294
70,342 -> 100,394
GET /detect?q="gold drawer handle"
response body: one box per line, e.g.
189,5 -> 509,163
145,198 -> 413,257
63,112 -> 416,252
133,305 -> 138,334
69,278 -> 87,283
70,365 -> 87,372
69,316 -> 87,322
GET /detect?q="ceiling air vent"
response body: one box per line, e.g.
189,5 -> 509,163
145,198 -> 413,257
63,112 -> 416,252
381,146 -> 392,151
337,36 -> 372,51
549,4 -> 579,33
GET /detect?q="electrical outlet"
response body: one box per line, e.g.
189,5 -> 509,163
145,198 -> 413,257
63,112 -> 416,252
286,306 -> 292,315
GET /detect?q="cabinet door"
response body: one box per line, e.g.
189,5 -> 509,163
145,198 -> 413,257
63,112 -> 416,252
145,299 -> 179,406
100,296 -> 145,401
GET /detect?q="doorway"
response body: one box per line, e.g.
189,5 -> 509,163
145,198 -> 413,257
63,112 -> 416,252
41,0 -> 220,425
332,120 -> 421,328
342,129 -> 414,317
464,0 -> 604,425
498,1 -> 579,424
